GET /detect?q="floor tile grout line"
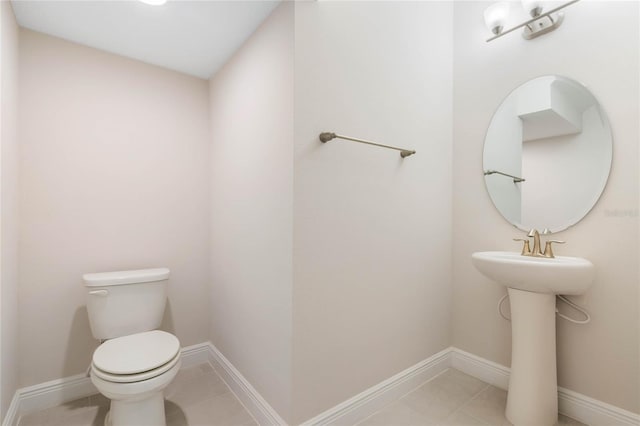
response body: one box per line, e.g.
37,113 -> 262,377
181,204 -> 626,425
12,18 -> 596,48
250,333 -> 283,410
16,364 -> 589,426
19,364 -> 257,426
17,367 -> 499,426
165,366 -> 231,412
353,368 -> 454,426
165,389 -> 238,421
207,361 -> 261,426
355,369 -> 498,426
439,383 -> 491,425
445,383 -> 589,426
165,364 -> 257,425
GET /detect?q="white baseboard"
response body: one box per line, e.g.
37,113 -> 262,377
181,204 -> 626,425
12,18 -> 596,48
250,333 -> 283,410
2,394 -> 19,426
301,347 -> 451,426
558,387 -> 640,426
450,347 -> 510,391
2,373 -> 98,426
451,347 -> 640,426
1,342 -> 213,426
5,344 -> 639,426
14,373 -> 97,422
205,342 -> 287,426
179,341 -> 211,369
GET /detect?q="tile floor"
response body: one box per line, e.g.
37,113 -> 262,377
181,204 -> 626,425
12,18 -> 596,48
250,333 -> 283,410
18,366 -> 586,426
18,364 -> 257,426
358,369 -> 586,426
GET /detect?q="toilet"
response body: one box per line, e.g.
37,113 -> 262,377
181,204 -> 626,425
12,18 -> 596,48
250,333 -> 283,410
84,268 -> 181,426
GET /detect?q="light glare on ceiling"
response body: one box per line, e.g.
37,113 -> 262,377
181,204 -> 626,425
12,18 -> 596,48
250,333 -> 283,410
139,0 -> 167,6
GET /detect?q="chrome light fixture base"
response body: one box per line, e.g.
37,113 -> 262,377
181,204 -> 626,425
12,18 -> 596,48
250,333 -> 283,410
522,12 -> 564,40
485,0 -> 579,42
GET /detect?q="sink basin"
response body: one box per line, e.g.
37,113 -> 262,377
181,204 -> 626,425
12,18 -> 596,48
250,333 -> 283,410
472,251 -> 595,295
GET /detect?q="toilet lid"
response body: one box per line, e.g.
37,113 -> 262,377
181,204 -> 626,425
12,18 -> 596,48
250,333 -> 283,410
93,330 -> 180,375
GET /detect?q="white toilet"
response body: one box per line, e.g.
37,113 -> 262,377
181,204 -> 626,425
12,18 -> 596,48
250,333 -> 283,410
84,268 -> 181,426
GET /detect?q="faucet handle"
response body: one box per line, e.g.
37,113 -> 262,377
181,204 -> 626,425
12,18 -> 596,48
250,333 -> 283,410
543,240 -> 565,258
513,238 -> 532,256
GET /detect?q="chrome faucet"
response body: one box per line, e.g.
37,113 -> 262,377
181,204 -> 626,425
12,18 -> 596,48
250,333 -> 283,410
513,228 -> 565,258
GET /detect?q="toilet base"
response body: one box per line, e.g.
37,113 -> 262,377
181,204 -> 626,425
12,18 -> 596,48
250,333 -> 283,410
91,356 -> 180,426
104,392 -> 166,426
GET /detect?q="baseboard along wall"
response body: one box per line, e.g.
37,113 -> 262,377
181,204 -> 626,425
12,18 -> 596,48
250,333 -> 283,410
450,348 -> 639,426
1,342 -> 212,426
3,344 -> 638,426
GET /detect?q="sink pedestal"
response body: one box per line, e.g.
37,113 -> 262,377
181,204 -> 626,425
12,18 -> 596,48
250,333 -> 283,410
471,251 -> 594,425
506,288 -> 558,426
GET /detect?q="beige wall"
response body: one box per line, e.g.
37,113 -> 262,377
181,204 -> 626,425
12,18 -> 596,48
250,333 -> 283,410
452,1 -> 639,414
6,1 -> 638,421
18,30 -> 211,387
208,3 -> 293,421
0,0 -> 20,419
292,2 -> 453,422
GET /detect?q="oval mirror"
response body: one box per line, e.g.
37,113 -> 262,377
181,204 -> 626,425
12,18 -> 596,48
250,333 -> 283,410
483,75 -> 612,233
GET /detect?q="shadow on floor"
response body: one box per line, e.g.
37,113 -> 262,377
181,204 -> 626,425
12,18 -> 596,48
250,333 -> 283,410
165,400 -> 188,426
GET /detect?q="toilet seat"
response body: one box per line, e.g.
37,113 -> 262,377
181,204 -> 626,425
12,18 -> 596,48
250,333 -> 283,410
92,330 -> 180,383
92,351 -> 181,383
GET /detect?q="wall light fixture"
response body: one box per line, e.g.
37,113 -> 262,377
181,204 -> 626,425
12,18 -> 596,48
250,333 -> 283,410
485,0 -> 580,42
484,2 -> 510,35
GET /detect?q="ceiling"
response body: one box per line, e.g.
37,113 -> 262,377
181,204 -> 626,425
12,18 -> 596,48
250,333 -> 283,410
11,0 -> 280,79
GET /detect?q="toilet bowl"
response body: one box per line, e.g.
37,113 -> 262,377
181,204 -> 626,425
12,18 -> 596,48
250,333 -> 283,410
84,268 -> 180,426
90,330 -> 181,426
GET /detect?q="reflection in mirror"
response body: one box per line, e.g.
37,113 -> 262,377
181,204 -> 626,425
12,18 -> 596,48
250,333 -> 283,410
483,76 -> 612,233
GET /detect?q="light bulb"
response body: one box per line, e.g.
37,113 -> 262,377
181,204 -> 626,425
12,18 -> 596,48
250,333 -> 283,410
484,2 -> 510,35
522,0 -> 543,17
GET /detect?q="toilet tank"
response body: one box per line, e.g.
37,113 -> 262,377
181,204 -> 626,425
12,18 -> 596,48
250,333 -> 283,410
84,268 -> 170,340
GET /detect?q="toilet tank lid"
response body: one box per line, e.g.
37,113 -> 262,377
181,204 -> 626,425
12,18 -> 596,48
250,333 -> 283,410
83,268 -> 170,287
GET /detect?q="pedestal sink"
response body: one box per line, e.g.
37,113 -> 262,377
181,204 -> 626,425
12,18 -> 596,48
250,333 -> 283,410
471,251 -> 595,426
